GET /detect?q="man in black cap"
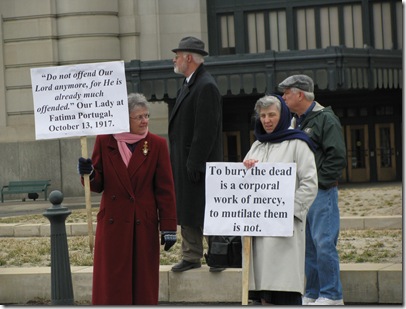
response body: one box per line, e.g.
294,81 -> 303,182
279,75 -> 346,305
168,36 -> 223,272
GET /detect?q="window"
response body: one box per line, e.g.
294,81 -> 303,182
373,2 -> 393,49
247,12 -> 266,53
296,8 -> 317,50
246,10 -> 287,53
210,0 -> 403,54
379,127 -> 392,167
269,10 -> 288,51
343,4 -> 363,48
396,1 -> 403,49
220,14 -> 236,55
350,128 -> 366,168
320,6 -> 340,48
375,105 -> 394,115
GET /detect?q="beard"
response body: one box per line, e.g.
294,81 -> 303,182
174,61 -> 187,75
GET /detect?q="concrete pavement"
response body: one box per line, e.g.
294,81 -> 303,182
0,188 -> 402,305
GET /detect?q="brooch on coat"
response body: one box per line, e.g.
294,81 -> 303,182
142,141 -> 149,156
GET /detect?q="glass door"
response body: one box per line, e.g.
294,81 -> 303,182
375,123 -> 396,181
346,125 -> 370,182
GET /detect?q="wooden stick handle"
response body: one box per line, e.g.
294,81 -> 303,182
80,136 -> 94,254
242,236 -> 251,305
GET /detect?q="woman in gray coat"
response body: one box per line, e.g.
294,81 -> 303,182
243,95 -> 318,305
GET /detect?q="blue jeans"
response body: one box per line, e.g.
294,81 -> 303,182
305,187 -> 343,300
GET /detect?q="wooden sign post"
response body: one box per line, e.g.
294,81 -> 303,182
242,236 -> 251,305
80,136 -> 94,253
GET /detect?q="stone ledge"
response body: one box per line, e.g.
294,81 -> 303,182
0,216 -> 401,237
340,216 -> 402,230
0,263 -> 402,304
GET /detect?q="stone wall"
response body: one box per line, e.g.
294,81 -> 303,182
0,0 -> 205,196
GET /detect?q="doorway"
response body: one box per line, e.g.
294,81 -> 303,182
346,125 -> 370,182
375,123 -> 396,181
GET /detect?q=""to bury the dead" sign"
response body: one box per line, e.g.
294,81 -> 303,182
204,162 -> 296,237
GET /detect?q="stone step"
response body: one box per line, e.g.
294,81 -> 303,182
0,264 -> 402,304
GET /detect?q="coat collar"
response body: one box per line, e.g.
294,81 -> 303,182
107,133 -> 150,195
169,64 -> 205,123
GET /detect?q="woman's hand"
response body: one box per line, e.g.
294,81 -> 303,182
243,159 -> 259,169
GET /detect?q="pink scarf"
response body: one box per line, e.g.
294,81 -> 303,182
113,131 -> 148,167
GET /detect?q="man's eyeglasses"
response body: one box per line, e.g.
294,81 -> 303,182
130,113 -> 150,121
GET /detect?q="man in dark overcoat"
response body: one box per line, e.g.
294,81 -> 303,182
169,36 -> 223,272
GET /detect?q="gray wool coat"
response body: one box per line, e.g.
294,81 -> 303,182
168,64 -> 223,227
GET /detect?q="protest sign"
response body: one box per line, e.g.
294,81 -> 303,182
204,162 -> 296,237
30,61 -> 129,252
30,61 -> 129,140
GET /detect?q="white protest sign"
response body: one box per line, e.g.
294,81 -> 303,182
204,162 -> 296,237
30,61 -> 129,140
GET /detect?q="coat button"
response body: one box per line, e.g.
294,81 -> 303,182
130,197 -> 135,202
109,218 -> 114,224
112,195 -> 116,200
135,220 -> 141,225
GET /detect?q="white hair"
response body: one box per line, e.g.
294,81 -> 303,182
290,87 -> 315,101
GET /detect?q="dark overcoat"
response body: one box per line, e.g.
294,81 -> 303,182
168,64 -> 223,227
85,133 -> 177,305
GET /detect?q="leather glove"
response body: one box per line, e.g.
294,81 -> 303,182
78,157 -> 94,178
161,231 -> 177,251
187,167 -> 201,183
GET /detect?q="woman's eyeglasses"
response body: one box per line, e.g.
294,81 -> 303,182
130,113 -> 150,121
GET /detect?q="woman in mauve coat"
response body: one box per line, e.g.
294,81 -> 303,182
243,95 -> 318,305
78,93 -> 177,305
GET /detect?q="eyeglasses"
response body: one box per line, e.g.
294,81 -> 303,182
174,53 -> 189,60
130,113 -> 150,121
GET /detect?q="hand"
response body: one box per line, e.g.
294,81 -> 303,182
161,231 -> 177,251
243,159 -> 259,169
78,157 -> 94,177
187,167 -> 201,183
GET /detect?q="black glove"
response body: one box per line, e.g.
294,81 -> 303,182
187,167 -> 201,183
78,157 -> 94,177
161,231 -> 177,251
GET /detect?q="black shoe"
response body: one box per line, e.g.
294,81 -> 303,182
209,267 -> 225,272
171,260 -> 201,272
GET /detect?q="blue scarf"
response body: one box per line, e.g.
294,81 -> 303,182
254,95 -> 316,152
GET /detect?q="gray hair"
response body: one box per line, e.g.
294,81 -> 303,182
183,52 -> 205,64
254,95 -> 281,116
128,93 -> 149,113
290,87 -> 315,101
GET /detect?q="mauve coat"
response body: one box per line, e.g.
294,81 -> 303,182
168,64 -> 223,227
85,133 -> 177,305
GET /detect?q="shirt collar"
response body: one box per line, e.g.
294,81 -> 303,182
186,71 -> 195,83
295,101 -> 315,128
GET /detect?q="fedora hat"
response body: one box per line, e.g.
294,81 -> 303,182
172,36 -> 208,56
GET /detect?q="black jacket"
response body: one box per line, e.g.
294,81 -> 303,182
168,64 -> 223,226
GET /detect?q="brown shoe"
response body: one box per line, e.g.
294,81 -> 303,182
171,260 -> 201,272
